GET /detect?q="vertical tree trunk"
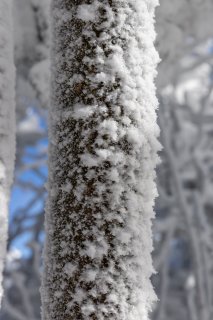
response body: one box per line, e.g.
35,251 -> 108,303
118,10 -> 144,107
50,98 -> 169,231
42,0 -> 160,319
0,0 -> 16,306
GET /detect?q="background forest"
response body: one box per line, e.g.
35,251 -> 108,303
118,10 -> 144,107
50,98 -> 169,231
1,0 -> 213,319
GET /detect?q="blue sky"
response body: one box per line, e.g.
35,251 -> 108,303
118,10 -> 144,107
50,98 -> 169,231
9,108 -> 47,257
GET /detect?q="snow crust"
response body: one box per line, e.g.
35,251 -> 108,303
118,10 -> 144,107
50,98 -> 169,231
0,0 -> 16,306
42,0 -> 160,319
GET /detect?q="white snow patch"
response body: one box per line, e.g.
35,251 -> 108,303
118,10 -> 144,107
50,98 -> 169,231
77,4 -> 97,22
63,262 -> 77,277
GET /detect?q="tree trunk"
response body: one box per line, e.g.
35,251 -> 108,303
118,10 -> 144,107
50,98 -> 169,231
0,0 -> 16,306
42,0 -> 160,319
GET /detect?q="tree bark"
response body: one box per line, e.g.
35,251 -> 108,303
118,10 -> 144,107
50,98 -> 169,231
42,1 -> 160,319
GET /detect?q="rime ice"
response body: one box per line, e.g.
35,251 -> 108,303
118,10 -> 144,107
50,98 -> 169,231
42,1 -> 160,319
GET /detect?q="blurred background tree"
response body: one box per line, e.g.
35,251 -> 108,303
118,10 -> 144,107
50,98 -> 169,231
0,0 -> 213,319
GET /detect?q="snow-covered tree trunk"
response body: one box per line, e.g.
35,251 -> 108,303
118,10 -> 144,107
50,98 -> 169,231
42,0 -> 160,319
0,0 -> 16,306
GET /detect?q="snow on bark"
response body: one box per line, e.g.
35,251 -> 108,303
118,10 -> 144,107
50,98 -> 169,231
42,0 -> 160,319
0,0 -> 16,306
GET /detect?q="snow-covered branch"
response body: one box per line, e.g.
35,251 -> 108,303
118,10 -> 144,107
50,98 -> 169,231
0,0 -> 16,306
